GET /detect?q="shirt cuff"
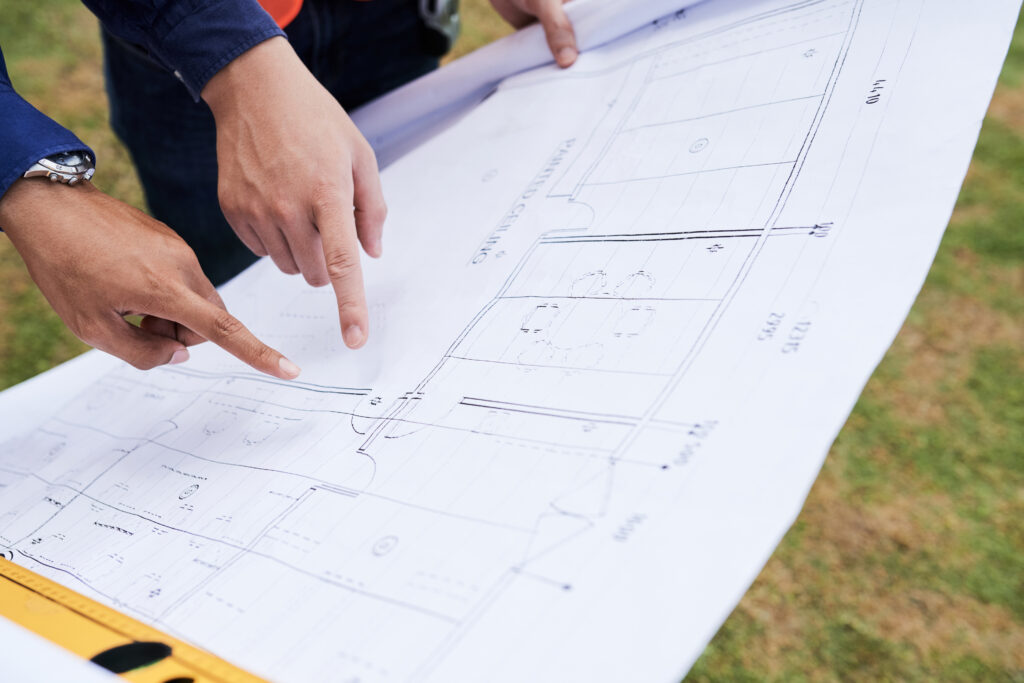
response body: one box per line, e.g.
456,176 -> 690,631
145,0 -> 285,101
0,87 -> 93,203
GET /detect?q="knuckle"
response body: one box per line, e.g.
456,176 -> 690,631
126,354 -> 159,372
547,20 -> 571,38
139,269 -> 179,308
311,182 -> 345,213
357,141 -> 380,170
268,197 -> 294,225
245,202 -> 265,221
212,311 -> 244,339
324,249 -> 356,281
337,300 -> 364,319
218,191 -> 241,217
273,254 -> 301,275
159,240 -> 195,270
253,344 -> 277,367
161,278 -> 194,305
171,240 -> 199,264
304,270 -> 330,288
364,200 -> 387,224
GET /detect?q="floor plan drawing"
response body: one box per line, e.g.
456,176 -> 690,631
0,0 -> 1018,681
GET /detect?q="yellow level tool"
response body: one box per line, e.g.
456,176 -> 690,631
0,558 -> 266,683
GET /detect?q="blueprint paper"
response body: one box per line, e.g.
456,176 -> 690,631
0,1 -> 1018,681
0,351 -> 118,443
351,0 -> 705,166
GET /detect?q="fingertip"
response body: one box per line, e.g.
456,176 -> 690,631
305,272 -> 331,288
278,356 -> 301,379
356,221 -> 384,259
557,46 -> 578,68
343,323 -> 365,349
168,348 -> 190,365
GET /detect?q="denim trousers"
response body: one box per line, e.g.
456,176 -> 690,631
102,0 -> 442,285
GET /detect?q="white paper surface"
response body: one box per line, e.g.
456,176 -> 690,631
0,1 -> 1017,681
0,617 -> 118,682
351,0 -> 705,165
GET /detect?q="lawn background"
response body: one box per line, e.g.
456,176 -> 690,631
0,1 -> 1021,680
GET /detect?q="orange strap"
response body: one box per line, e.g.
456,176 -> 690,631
259,0 -> 304,28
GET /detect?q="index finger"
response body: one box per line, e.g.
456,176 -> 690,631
171,293 -> 301,379
537,0 -> 577,68
314,185 -> 369,350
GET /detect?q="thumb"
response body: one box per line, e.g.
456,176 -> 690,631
536,0 -> 578,68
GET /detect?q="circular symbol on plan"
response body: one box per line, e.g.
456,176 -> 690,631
178,484 -> 199,500
372,535 -> 399,557
689,137 -> 709,153
0,549 -> 13,561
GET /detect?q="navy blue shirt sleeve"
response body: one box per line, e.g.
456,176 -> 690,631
80,0 -> 285,101
0,46 -> 92,202
1,1 -> 282,204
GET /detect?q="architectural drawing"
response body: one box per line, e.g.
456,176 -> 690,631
0,0 -> 1017,681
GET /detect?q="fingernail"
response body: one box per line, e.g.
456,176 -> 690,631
344,324 -> 365,348
372,239 -> 383,258
278,356 -> 301,379
169,348 -> 190,365
558,47 -> 577,67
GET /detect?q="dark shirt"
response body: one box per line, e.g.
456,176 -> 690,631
0,0 -> 284,200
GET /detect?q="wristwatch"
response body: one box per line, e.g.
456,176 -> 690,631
23,150 -> 95,185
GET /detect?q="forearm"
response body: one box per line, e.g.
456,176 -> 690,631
0,178 -> 84,239
201,36 -> 300,115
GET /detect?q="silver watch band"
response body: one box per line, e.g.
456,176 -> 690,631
23,151 -> 95,185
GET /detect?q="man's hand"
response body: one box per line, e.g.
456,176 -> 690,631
491,0 -> 579,67
0,180 -> 300,379
202,37 -> 383,350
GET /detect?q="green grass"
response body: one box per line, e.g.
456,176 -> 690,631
689,12 -> 1024,679
1,1 -> 1022,680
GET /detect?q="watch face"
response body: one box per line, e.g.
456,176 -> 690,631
53,152 -> 88,167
